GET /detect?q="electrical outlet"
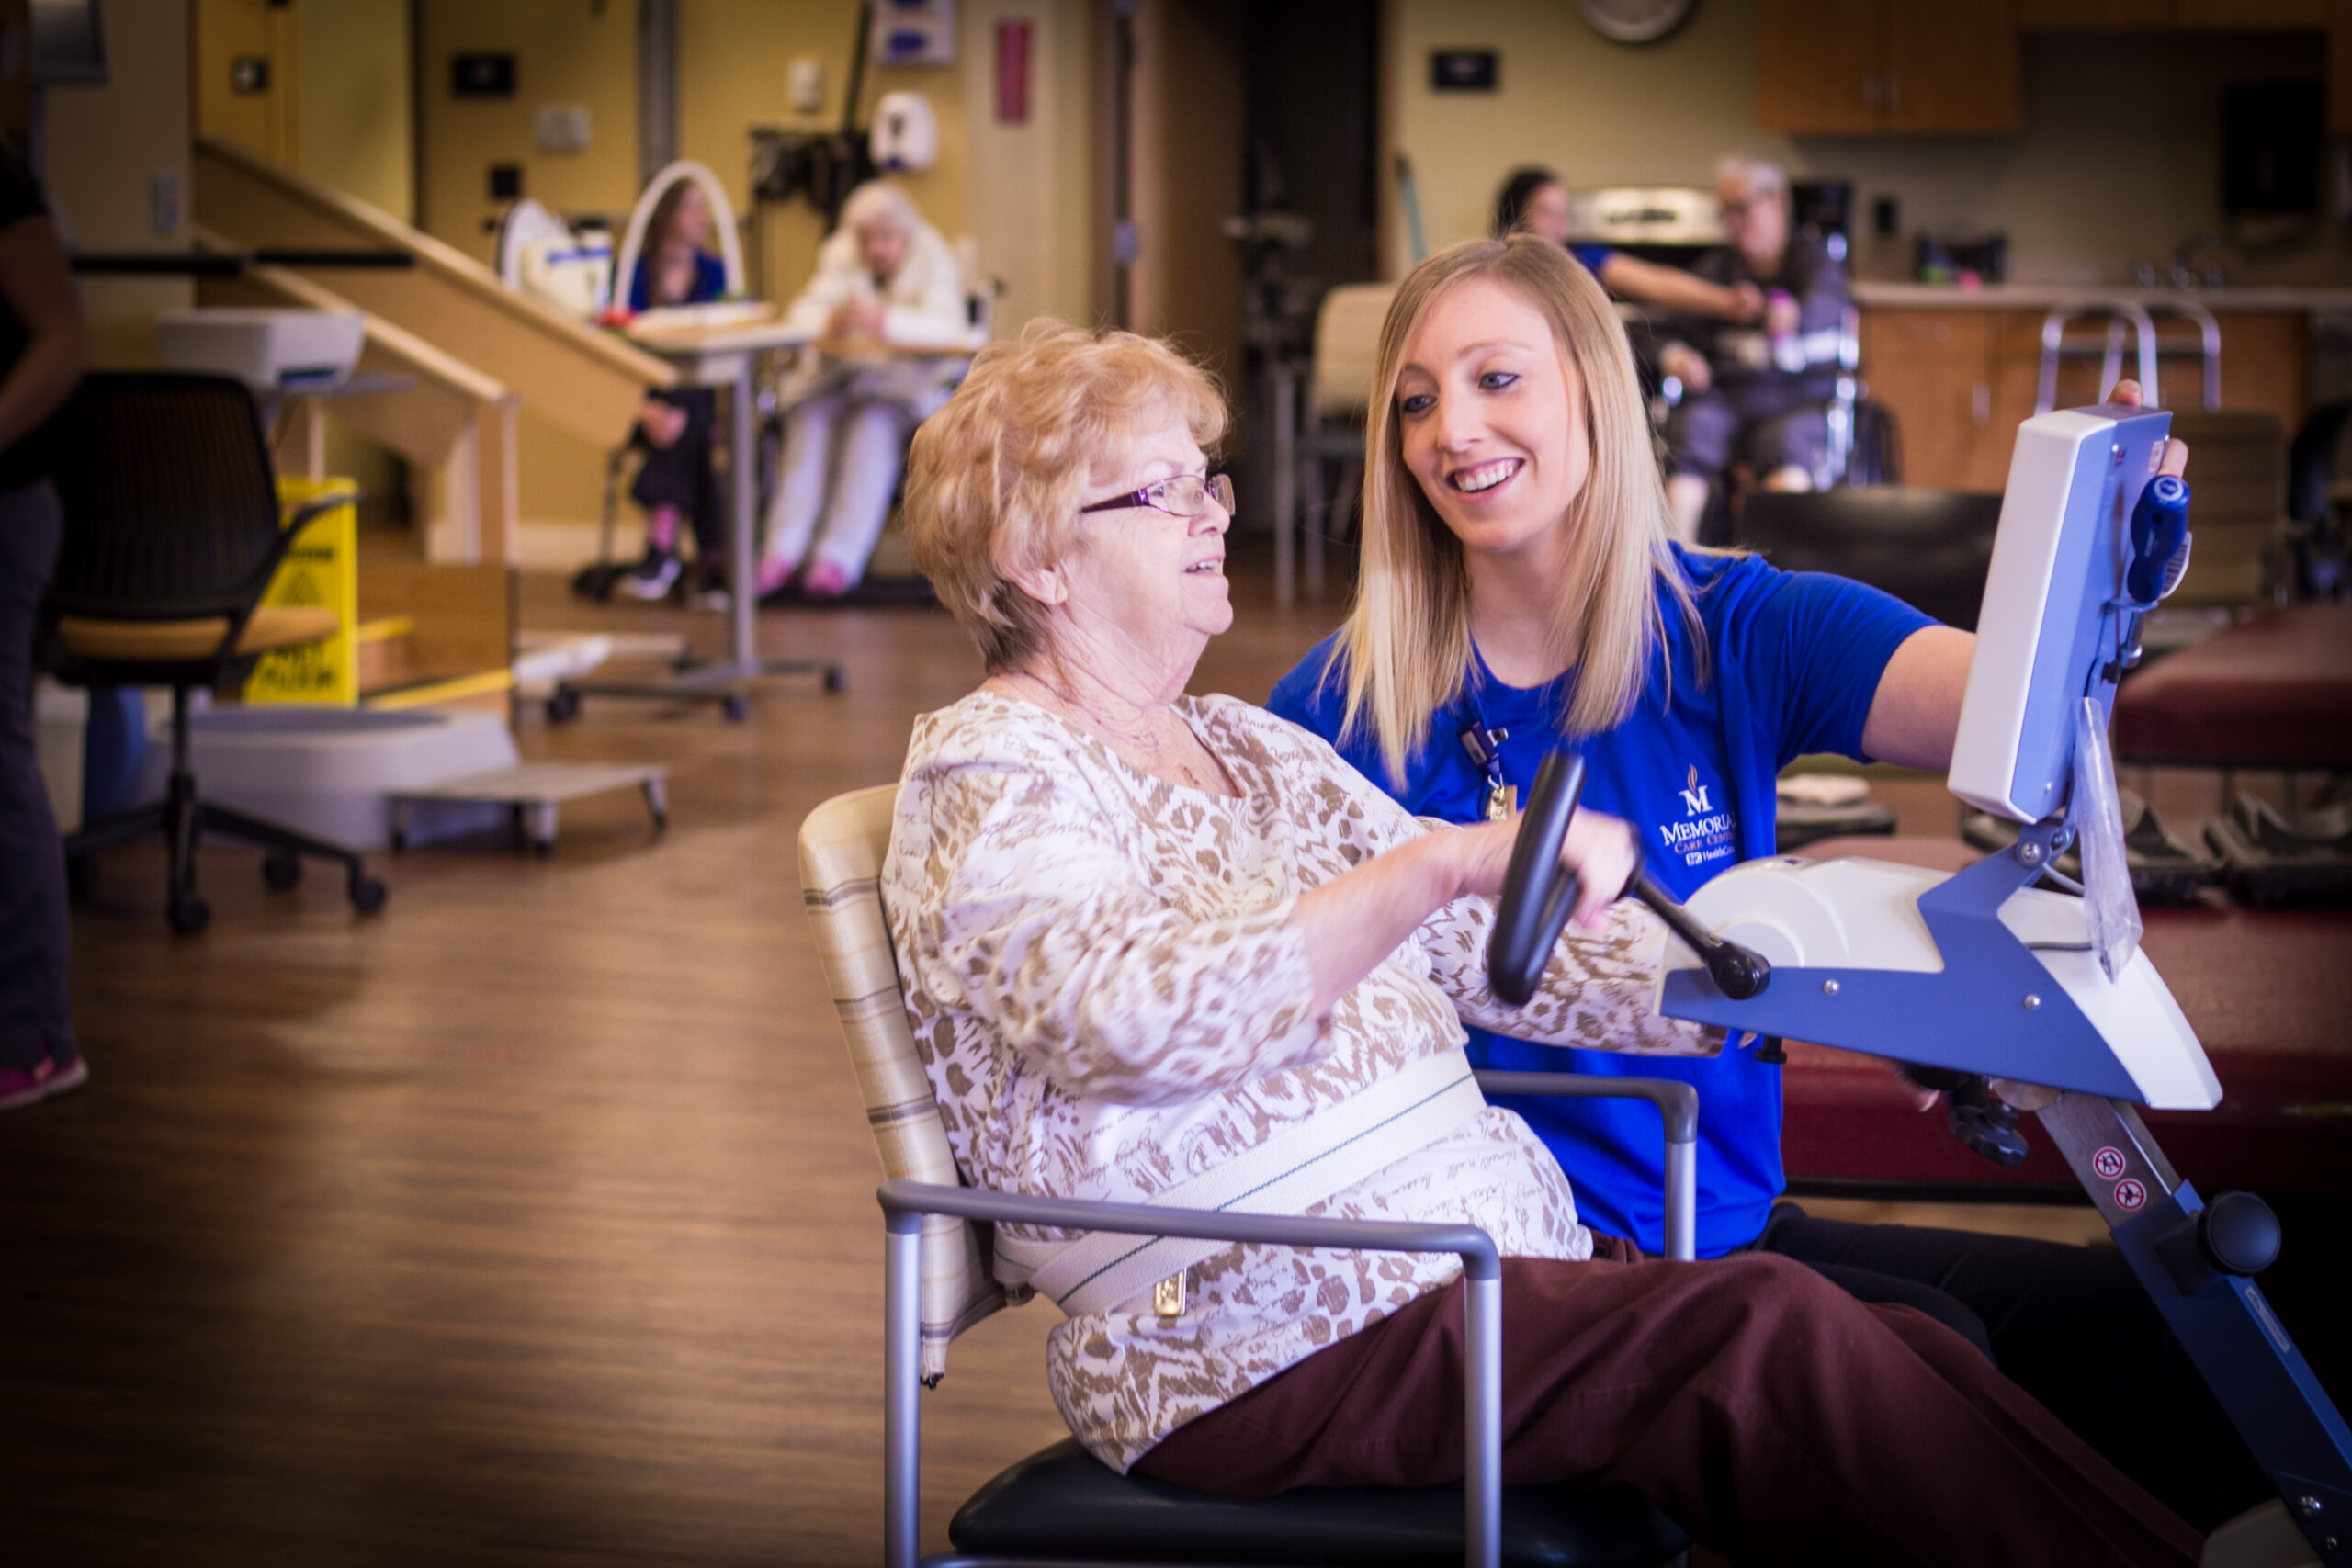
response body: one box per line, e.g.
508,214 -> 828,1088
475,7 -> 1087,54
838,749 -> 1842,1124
534,104 -> 592,155
787,58 -> 824,114
151,171 -> 182,236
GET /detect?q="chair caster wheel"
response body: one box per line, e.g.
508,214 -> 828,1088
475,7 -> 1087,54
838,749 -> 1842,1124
168,894 -> 211,936
546,687 -> 582,724
263,852 -> 302,891
722,692 -> 750,722
66,855 -> 96,898
822,665 -> 845,694
349,874 -> 388,915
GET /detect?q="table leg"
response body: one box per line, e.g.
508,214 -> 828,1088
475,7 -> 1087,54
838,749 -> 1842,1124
729,360 -> 758,671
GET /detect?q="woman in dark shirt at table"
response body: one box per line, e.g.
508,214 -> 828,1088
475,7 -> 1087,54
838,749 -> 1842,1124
0,139 -> 90,1111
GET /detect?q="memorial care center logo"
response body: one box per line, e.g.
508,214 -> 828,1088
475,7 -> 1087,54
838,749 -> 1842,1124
1658,764 -> 1736,870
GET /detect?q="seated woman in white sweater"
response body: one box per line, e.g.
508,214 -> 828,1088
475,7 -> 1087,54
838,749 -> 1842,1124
755,181 -> 969,601
879,321 -> 2200,1565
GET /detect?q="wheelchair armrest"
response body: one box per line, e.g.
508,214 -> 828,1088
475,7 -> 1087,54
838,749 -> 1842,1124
876,1179 -> 1511,1568
878,1178 -> 1498,1278
1470,1072 -> 1699,1262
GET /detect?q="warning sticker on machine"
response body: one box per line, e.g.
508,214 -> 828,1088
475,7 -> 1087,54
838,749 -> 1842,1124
2092,1146 -> 2127,1180
2113,1179 -> 2147,1212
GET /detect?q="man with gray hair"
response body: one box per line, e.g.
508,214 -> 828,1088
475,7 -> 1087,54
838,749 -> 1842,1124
1659,154 -> 1851,542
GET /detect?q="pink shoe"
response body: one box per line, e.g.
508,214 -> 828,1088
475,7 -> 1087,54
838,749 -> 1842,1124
754,556 -> 798,602
801,559 -> 852,600
0,1052 -> 89,1111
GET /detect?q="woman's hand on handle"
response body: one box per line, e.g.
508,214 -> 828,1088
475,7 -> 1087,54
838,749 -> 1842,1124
1294,808 -> 1641,1017
1447,808 -> 1640,931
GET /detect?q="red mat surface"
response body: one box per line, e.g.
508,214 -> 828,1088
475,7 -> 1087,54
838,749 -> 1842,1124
1772,839 -> 2352,1195
2113,602 -> 2352,769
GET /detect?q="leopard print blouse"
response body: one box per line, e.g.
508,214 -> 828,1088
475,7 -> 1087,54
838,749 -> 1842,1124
883,688 -> 1713,1472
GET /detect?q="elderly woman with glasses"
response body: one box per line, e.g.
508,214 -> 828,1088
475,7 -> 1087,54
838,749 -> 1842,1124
879,321 -> 2199,1565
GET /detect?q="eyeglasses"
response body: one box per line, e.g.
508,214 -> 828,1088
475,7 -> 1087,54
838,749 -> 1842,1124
1078,471 -> 1235,521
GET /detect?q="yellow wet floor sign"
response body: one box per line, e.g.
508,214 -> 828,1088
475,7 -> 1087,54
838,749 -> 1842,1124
245,477 -> 359,706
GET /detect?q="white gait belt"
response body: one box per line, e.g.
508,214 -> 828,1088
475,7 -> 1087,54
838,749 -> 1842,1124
996,1048 -> 1487,1318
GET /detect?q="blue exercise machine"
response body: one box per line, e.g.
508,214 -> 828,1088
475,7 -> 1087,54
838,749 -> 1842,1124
1493,403 -> 2351,1566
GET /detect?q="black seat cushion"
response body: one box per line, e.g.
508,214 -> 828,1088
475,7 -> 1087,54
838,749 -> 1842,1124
1736,487 -> 2003,631
949,1438 -> 1690,1567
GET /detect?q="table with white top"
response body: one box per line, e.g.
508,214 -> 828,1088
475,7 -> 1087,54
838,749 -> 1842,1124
552,312 -> 840,721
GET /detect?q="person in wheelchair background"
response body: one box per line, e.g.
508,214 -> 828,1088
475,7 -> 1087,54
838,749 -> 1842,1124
1658,156 -> 1851,545
753,180 -> 967,602
617,177 -> 730,604
1495,164 -> 1764,333
880,318 -> 2199,1563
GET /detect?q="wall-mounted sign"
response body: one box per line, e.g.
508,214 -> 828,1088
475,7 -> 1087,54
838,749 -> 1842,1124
995,19 -> 1030,124
451,51 -> 515,99
873,0 -> 956,68
1430,49 -> 1498,93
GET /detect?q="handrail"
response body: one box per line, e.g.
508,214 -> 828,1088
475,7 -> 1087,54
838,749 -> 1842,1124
196,135 -> 672,387
2038,300 -> 2159,413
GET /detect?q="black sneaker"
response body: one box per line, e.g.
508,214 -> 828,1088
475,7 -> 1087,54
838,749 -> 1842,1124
692,560 -> 731,614
619,547 -> 683,601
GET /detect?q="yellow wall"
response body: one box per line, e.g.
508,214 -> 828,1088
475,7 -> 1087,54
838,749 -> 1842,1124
195,0 -> 300,166
415,0 -> 639,530
1130,0 -> 1243,378
1382,0 -> 2334,286
47,0 -> 194,363
301,0 -> 415,221
677,0 -> 971,307
957,0 -> 1095,333
416,0 -> 639,262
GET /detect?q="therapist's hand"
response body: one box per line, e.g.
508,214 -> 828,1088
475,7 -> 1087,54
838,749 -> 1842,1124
2105,378 -> 2190,480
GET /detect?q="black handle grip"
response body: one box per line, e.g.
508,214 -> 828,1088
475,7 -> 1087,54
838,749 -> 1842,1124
1488,753 -> 1586,1007
1626,870 -> 1771,1001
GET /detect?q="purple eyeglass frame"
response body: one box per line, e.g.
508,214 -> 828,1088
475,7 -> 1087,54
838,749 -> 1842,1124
1077,471 -> 1236,520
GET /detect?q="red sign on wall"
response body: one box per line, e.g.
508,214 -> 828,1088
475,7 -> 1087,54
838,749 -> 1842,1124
996,19 -> 1032,125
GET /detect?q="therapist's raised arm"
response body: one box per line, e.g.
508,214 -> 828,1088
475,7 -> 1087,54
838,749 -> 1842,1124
1858,379 -> 2188,771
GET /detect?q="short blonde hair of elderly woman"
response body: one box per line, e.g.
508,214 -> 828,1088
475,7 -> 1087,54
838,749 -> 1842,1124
1330,235 -> 1700,787
905,321 -> 1227,672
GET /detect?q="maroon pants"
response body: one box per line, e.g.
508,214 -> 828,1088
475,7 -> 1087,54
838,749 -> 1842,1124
1136,1244 -> 2200,1568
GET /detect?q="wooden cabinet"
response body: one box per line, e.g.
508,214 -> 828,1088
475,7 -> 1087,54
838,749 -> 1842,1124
1861,306 -> 2314,491
2020,0 -> 2324,25
1859,310 -> 2007,490
1759,0 -> 2023,135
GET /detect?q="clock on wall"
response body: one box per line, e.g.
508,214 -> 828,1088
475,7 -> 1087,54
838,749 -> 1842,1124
1577,0 -> 1698,45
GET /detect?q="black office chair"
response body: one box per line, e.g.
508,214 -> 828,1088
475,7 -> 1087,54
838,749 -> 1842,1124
45,372 -> 388,935
1736,487 -> 2002,631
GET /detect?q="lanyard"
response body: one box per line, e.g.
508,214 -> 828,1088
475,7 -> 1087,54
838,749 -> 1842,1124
1458,682 -> 1514,822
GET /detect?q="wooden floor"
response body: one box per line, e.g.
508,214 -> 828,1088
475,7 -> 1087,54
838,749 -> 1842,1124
0,540 -> 2302,1564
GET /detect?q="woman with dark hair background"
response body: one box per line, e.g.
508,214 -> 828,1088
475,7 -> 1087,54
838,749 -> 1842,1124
617,179 -> 729,604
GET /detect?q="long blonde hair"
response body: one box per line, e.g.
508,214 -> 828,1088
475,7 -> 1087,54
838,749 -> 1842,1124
1331,236 -> 1698,786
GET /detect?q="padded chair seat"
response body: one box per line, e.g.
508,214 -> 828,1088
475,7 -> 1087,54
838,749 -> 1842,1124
950,1439 -> 1690,1568
56,604 -> 340,662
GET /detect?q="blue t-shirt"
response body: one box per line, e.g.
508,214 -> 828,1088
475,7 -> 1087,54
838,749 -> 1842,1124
1269,547 -> 1931,1256
628,249 -> 727,312
1569,243 -> 1614,276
